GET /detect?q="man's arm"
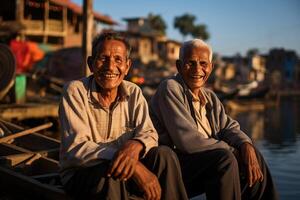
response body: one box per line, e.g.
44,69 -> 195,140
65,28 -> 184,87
132,161 -> 161,200
107,86 -> 158,181
151,82 -> 230,154
239,143 -> 264,187
130,87 -> 158,156
107,140 -> 143,180
212,91 -> 252,148
209,92 -> 262,186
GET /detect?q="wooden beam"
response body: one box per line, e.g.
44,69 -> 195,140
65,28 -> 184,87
82,0 -> 94,76
16,0 -> 24,39
0,122 -> 53,143
44,0 -> 49,43
16,0 -> 24,21
63,5 -> 68,44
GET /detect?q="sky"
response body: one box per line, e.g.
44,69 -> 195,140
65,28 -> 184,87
73,0 -> 300,57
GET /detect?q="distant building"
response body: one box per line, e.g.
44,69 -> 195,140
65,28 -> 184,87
249,54 -> 266,82
266,48 -> 299,87
121,17 -> 181,67
0,0 -> 117,48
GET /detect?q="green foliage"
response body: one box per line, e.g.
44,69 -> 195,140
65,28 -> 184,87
148,13 -> 167,35
174,14 -> 195,37
174,13 -> 210,41
192,24 -> 209,40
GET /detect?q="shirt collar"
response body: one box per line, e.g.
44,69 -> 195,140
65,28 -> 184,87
88,75 -> 130,107
175,73 -> 207,107
188,88 -> 207,107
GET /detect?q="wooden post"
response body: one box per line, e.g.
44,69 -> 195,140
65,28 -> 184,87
82,0 -> 94,76
16,0 -> 24,21
16,0 -> 24,39
43,0 -> 49,43
62,5 -> 67,46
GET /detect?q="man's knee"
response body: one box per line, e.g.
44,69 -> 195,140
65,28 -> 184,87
148,146 -> 180,167
214,148 -> 238,170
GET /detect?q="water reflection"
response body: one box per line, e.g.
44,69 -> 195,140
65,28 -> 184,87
229,97 -> 300,200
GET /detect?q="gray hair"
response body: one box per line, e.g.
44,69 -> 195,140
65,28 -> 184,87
179,39 -> 213,62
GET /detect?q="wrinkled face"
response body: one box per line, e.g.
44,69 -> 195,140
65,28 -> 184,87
177,46 -> 213,94
88,40 -> 131,92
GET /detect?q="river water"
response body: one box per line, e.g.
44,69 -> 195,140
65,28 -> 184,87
231,97 -> 300,200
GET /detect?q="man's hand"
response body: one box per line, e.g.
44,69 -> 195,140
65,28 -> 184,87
108,140 -> 143,181
133,161 -> 161,200
240,142 -> 263,187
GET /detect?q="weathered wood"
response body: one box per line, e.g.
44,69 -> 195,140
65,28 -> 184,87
0,153 -> 34,167
0,122 -> 53,143
82,0 -> 94,76
44,0 -> 49,43
0,103 -> 58,120
16,0 -> 24,22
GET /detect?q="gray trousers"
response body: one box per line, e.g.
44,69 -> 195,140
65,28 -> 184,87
64,146 -> 188,200
176,147 -> 279,200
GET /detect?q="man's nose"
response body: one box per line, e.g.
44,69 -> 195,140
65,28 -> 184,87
104,58 -> 115,70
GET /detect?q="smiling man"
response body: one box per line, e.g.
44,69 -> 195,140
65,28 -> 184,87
150,39 -> 278,200
59,32 -> 188,200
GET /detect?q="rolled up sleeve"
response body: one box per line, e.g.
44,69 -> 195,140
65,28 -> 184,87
131,88 -> 158,157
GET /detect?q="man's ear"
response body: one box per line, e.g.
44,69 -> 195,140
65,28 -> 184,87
87,56 -> 94,72
125,59 -> 132,75
176,60 -> 182,73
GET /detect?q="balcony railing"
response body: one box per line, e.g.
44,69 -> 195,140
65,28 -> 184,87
20,19 -> 65,36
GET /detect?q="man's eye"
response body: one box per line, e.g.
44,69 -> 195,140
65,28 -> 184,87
200,61 -> 208,67
96,56 -> 106,62
115,57 -> 123,63
187,61 -> 197,67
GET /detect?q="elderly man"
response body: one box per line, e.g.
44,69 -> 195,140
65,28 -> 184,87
59,32 -> 188,200
149,39 -> 278,200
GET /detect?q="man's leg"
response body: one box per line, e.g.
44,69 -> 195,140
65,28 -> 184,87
63,161 -> 129,200
141,146 -> 189,200
177,148 -> 241,200
239,147 -> 279,200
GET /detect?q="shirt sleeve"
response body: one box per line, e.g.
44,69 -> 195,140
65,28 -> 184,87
59,83 -> 117,170
151,82 -> 231,154
131,88 -> 158,157
212,92 -> 253,148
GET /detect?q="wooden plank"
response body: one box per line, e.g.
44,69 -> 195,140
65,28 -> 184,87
0,122 -> 53,143
0,103 -> 58,120
0,153 -> 34,167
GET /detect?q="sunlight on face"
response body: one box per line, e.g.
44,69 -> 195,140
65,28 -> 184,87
179,46 -> 213,94
91,40 -> 130,92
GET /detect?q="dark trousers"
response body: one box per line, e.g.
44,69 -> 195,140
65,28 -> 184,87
176,147 -> 279,200
64,146 -> 188,200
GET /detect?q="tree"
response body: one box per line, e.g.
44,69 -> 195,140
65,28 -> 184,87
191,24 -> 209,40
246,48 -> 259,58
174,14 -> 196,39
148,13 -> 167,35
174,13 -> 210,41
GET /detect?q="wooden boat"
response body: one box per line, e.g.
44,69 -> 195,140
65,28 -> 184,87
0,119 -> 69,199
0,119 -> 60,160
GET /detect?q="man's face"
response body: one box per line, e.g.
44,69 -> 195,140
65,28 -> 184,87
177,46 -> 213,93
89,40 -> 131,91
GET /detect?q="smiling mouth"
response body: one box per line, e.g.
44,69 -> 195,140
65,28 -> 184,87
191,74 -> 205,80
99,72 -> 120,79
